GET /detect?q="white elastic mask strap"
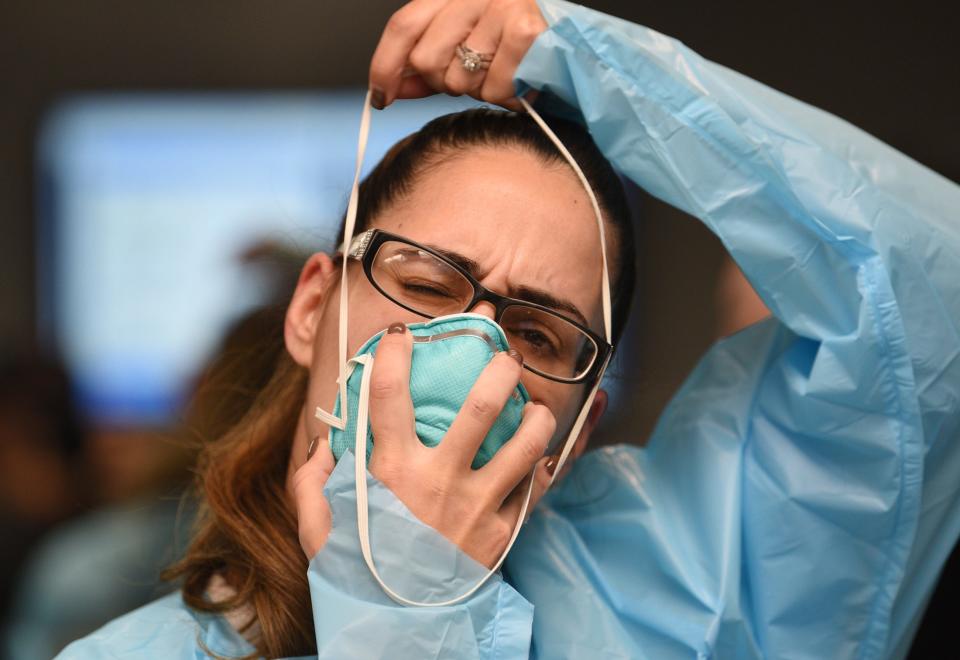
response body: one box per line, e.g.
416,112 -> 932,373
517,97 -> 612,485
315,89 -> 373,431
549,376 -> 604,486
518,96 -> 612,346
352,353 -> 536,607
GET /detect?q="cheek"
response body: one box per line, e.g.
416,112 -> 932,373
306,271 -> 424,401
344,274 -> 427,352
519,374 -> 585,439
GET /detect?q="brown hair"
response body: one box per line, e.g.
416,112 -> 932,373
165,108 -> 635,658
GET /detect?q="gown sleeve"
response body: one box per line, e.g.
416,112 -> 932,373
504,1 -> 960,659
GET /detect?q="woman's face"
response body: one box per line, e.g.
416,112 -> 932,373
288,144 -> 609,458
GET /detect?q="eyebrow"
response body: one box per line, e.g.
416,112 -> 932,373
425,243 -> 590,328
512,285 -> 590,328
426,244 -> 483,278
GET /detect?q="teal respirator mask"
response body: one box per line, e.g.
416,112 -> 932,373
327,313 -> 530,469
315,91 -> 612,607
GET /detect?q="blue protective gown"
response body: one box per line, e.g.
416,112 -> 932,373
58,0 -> 960,658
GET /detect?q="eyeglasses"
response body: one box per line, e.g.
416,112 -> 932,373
346,229 -> 613,384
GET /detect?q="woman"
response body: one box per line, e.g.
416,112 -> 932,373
60,0 -> 960,658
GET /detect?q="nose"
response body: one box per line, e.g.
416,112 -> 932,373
467,300 -> 497,321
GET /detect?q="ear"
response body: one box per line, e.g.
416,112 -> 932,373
284,253 -> 338,368
570,388 -> 608,461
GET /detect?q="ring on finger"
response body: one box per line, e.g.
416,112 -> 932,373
456,43 -> 493,72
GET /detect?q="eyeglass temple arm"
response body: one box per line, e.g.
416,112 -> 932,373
340,229 -> 376,258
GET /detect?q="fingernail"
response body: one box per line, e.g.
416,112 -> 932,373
387,322 -> 406,335
545,456 -> 558,477
507,348 -> 523,366
370,86 -> 386,110
306,435 -> 320,461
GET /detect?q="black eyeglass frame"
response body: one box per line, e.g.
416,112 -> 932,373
346,228 -> 614,384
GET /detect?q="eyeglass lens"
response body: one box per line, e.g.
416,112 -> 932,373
371,241 -> 598,380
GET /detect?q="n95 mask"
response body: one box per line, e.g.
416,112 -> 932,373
328,313 -> 530,469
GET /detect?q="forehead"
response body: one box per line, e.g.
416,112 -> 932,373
370,146 -> 606,320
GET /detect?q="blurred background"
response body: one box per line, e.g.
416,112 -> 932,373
0,1 -> 956,657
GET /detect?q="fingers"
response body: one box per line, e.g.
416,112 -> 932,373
368,323 -> 418,460
480,6 -> 547,105
411,0 -> 488,93
482,400 -> 555,500
395,73 -> 436,101
292,437 -> 336,559
369,0 -> 449,107
370,0 -> 547,109
442,349 -> 524,464
442,5 -> 502,96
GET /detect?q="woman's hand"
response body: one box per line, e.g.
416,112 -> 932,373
292,434 -> 337,560
292,324 -> 555,567
366,324 -> 555,568
368,0 -> 548,111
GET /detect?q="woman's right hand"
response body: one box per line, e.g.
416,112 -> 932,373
364,323 -> 556,568
292,322 -> 555,567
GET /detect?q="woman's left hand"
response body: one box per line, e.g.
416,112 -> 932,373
368,0 -> 547,111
